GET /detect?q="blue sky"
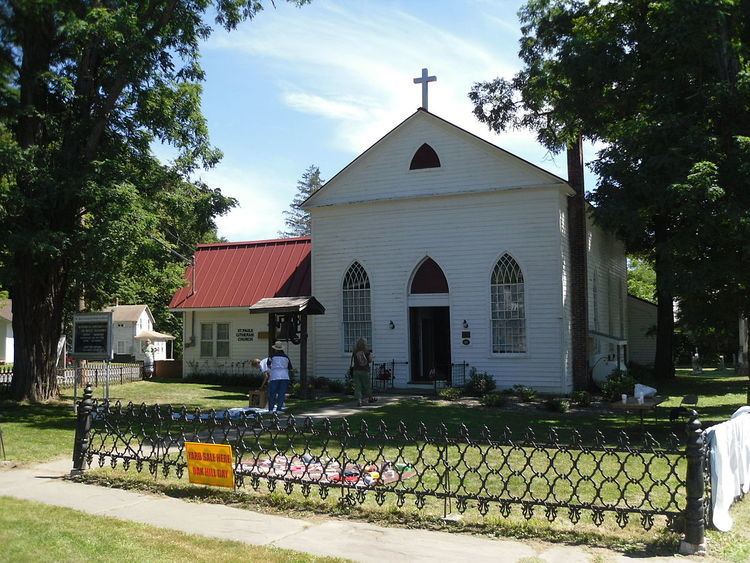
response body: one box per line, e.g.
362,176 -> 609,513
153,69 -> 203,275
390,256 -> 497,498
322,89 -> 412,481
188,0 -> 596,241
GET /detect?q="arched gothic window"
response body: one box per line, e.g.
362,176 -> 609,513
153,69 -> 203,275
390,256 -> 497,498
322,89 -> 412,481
409,143 -> 441,170
342,262 -> 372,352
491,254 -> 526,353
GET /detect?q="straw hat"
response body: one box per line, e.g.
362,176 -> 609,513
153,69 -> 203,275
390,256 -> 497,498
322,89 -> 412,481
272,341 -> 285,351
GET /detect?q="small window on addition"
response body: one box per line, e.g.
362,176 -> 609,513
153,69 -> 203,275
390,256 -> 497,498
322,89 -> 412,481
409,143 -> 441,170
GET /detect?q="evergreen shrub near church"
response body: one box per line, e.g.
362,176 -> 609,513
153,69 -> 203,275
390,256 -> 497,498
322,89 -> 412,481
464,372 -> 496,397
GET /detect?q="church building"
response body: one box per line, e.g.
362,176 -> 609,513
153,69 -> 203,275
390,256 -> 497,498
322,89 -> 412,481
171,107 -> 628,394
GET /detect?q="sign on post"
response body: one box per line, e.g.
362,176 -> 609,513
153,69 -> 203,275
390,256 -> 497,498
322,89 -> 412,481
71,312 -> 113,361
184,442 -> 235,488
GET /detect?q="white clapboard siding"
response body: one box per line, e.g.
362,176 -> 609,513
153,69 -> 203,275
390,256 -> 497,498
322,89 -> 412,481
586,212 -> 628,356
181,310 -> 305,377
627,296 -> 657,366
304,110 -> 567,209
310,187 -> 570,393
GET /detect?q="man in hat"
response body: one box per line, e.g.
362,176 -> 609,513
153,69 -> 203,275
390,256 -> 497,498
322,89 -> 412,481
267,341 -> 293,412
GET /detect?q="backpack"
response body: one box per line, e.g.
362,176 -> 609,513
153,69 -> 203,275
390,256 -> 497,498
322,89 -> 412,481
353,350 -> 369,369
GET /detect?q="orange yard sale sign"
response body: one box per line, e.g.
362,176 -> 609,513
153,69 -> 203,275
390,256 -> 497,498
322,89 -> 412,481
184,442 -> 235,488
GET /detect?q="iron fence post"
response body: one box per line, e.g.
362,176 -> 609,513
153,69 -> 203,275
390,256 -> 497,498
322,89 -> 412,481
71,384 -> 94,476
680,412 -> 707,555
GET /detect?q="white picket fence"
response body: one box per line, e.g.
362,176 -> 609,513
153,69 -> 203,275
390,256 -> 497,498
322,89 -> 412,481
0,363 -> 142,392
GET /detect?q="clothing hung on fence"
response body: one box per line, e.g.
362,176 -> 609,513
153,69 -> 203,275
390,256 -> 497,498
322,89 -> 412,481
706,407 -> 750,531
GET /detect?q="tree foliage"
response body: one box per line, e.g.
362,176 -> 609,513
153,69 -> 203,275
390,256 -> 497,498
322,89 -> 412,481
627,257 -> 656,303
280,165 -> 323,238
0,0 -> 307,401
470,0 -> 750,378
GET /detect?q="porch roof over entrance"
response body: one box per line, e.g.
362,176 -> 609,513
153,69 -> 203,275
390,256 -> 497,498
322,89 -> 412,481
248,296 -> 325,316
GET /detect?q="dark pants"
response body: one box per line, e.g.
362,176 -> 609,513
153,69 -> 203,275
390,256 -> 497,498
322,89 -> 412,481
268,379 -> 289,412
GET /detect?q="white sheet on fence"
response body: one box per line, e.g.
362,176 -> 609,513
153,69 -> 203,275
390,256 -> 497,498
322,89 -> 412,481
706,407 -> 750,531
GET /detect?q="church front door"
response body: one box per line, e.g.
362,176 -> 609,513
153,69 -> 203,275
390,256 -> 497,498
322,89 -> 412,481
409,306 -> 451,383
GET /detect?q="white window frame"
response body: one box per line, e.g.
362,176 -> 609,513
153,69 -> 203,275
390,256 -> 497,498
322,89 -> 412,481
200,322 -> 230,358
342,262 -> 372,353
490,254 -> 527,354
216,322 -> 230,358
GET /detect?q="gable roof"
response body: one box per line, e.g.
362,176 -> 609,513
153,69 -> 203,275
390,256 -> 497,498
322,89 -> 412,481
0,299 -> 11,322
169,237 -> 311,310
302,108 -> 570,209
103,304 -> 153,323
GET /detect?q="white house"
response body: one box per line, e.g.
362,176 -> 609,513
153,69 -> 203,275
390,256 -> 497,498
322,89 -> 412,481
172,109 -> 627,393
169,238 -> 310,377
103,305 -> 173,362
0,299 -> 12,364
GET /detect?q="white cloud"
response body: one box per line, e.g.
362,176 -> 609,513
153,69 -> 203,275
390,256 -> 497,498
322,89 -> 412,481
198,165 -> 291,242
209,1 -> 526,153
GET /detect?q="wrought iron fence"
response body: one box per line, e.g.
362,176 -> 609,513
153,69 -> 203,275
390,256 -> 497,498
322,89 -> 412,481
0,363 -> 142,395
72,384 -> 706,542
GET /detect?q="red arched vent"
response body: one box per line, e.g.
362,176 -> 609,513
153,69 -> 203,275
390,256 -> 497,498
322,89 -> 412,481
410,258 -> 449,294
409,143 -> 441,170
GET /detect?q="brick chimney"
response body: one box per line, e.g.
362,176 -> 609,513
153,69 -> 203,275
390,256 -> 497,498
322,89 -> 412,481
567,136 -> 589,390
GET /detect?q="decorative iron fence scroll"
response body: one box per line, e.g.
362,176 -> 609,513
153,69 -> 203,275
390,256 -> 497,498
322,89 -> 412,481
72,385 -> 706,542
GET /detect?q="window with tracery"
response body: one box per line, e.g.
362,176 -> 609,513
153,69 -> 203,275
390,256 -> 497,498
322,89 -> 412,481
491,254 -> 526,353
342,262 -> 372,352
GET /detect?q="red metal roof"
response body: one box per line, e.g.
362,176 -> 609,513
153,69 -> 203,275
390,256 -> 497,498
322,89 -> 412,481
169,237 -> 311,309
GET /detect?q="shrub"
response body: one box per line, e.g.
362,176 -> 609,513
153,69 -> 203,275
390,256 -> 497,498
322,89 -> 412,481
183,373 -> 265,388
571,390 -> 592,407
543,397 -> 570,413
601,369 -> 636,403
626,362 -> 653,382
438,387 -> 462,401
464,372 -> 496,397
312,376 -> 330,389
512,384 -> 537,402
290,382 -> 302,397
327,379 -> 345,393
480,392 -> 508,408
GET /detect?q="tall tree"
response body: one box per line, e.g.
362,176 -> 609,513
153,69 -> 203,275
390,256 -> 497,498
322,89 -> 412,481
280,165 -> 323,237
0,0 -> 307,401
470,0 -> 750,379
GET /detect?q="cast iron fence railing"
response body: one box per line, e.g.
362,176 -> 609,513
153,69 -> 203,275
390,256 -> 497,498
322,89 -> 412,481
72,384 -> 706,545
0,363 -> 142,395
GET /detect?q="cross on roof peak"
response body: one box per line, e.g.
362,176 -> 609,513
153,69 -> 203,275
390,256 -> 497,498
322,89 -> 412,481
413,68 -> 436,111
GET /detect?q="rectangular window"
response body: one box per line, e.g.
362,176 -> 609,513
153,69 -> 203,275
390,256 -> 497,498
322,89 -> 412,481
216,323 -> 230,357
200,323 -> 213,357
117,341 -> 126,354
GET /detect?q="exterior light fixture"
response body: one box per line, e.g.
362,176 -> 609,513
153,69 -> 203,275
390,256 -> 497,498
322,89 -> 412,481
388,320 -> 395,330
462,320 -> 469,329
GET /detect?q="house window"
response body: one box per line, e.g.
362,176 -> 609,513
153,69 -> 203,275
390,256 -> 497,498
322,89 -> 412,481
216,323 -> 230,357
342,262 -> 371,352
200,324 -> 213,357
409,143 -> 441,170
200,323 -> 230,357
117,341 -> 126,354
491,254 -> 526,353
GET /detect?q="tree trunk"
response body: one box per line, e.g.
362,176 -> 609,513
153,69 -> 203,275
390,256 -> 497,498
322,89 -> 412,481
10,259 -> 66,402
654,220 -> 675,379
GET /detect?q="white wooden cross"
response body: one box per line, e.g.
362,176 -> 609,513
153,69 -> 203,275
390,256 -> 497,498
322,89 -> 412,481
413,68 -> 436,110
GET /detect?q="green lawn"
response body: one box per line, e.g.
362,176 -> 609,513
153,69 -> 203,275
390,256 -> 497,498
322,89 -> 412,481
0,496 -> 346,562
0,380 -> 346,463
2,369 -> 748,558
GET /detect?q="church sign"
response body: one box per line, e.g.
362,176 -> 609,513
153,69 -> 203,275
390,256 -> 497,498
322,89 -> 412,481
71,312 -> 113,361
236,328 -> 254,342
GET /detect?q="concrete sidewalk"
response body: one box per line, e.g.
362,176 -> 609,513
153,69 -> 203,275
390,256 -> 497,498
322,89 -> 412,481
0,459 -> 682,563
